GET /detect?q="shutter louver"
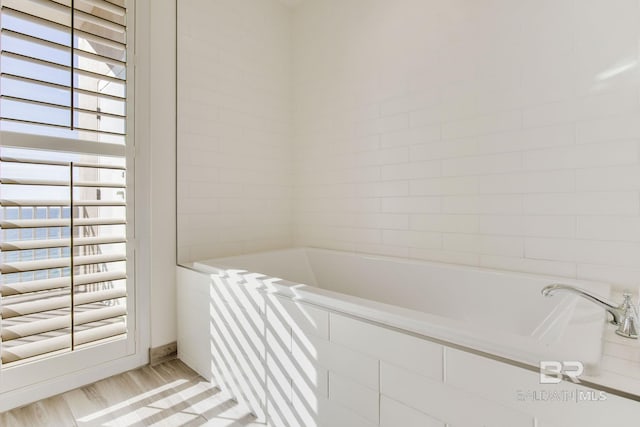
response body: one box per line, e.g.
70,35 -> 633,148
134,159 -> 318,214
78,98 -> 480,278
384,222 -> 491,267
0,0 -> 130,366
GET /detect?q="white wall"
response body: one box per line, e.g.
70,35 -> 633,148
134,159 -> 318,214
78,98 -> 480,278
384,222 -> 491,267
177,0 -> 293,263
145,0 -> 177,347
292,0 -> 640,289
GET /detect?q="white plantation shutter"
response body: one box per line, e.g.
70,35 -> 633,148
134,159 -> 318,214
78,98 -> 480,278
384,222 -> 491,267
1,0 -> 126,141
0,0 -> 131,366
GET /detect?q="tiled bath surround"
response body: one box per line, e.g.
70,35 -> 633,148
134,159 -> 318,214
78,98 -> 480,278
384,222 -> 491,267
177,0 -> 640,288
291,0 -> 640,289
177,266 -> 640,426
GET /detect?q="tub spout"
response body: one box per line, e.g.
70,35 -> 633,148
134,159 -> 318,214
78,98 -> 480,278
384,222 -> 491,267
542,284 -> 622,324
542,284 -> 639,339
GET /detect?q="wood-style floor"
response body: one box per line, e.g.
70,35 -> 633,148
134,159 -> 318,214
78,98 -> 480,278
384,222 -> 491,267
0,359 -> 262,426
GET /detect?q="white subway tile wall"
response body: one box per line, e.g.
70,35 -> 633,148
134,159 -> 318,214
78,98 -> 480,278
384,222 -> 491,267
292,0 -> 640,289
176,0 -> 640,288
177,0 -> 293,262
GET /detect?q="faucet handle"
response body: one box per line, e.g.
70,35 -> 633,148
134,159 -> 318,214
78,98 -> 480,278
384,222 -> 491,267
616,292 -> 639,339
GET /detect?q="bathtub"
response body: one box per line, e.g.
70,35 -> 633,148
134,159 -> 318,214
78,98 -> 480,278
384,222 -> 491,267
177,247 -> 637,427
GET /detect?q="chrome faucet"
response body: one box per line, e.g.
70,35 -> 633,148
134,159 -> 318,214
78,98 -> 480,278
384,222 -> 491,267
542,284 -> 639,339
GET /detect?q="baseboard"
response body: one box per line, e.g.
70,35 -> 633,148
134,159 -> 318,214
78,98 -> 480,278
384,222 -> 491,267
149,341 -> 177,366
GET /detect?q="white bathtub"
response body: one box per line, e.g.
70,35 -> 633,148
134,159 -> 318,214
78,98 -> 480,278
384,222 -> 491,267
193,247 -> 607,369
177,247 -> 635,427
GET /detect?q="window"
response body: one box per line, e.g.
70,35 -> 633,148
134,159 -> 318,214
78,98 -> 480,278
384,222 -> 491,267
0,0 -> 132,369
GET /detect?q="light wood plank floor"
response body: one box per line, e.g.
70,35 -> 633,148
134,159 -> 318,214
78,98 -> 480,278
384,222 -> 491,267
0,359 -> 263,426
